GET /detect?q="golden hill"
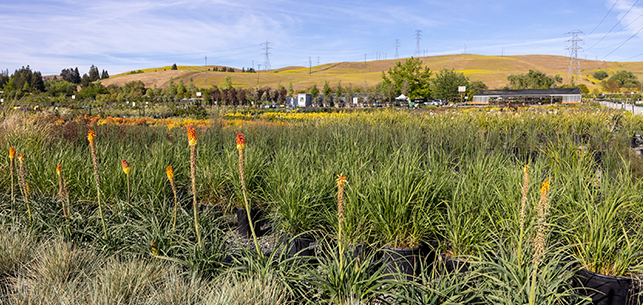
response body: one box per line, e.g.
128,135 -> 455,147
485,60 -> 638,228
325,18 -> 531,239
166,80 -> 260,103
100,54 -> 643,92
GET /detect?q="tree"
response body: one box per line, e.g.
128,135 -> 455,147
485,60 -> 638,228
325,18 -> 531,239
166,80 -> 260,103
223,76 -> 233,90
30,71 -> 45,92
322,81 -> 332,99
80,74 -> 91,88
601,79 -> 620,94
101,69 -> 109,79
61,68 -> 81,84
335,81 -> 343,103
288,81 -> 294,96
77,83 -> 108,99
593,70 -> 609,80
506,70 -> 559,89
467,80 -> 488,97
261,91 -> 269,104
380,57 -> 432,99
609,70 -> 640,88
89,65 -> 100,82
431,68 -> 469,102
578,84 -> 590,95
345,85 -> 354,107
308,84 -> 320,98
171,64 -> 178,70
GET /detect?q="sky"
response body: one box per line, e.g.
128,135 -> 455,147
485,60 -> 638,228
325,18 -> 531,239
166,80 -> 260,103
2,0 -> 643,76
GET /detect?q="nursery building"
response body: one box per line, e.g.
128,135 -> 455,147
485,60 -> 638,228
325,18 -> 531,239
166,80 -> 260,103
471,88 -> 582,105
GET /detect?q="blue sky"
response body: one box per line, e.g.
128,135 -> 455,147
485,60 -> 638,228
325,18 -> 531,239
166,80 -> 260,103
2,0 -> 643,76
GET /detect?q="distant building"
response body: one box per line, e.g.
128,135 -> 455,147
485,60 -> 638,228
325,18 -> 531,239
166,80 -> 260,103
472,88 -> 582,105
297,93 -> 312,107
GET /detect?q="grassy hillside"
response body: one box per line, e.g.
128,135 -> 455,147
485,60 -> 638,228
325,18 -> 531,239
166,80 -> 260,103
100,54 -> 643,92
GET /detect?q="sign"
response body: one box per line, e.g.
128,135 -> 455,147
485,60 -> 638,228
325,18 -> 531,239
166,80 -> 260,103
71,95 -> 75,99
458,86 -> 466,93
196,92 -> 202,97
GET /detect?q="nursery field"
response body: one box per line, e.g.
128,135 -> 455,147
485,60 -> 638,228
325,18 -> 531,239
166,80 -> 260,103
2,105 -> 643,304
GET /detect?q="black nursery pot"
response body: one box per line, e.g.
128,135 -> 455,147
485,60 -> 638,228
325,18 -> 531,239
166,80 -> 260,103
443,256 -> 470,273
382,246 -> 420,280
574,268 -> 639,305
236,207 -> 263,238
287,235 -> 316,257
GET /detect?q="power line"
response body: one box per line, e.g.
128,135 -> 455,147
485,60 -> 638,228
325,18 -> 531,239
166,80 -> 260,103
601,23 -> 643,60
587,0 -> 639,51
587,0 -> 619,36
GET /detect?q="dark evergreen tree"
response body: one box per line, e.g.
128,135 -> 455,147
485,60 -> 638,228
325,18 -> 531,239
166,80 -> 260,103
30,71 -> 45,92
89,65 -> 100,81
74,67 -> 81,84
171,63 -> 178,70
101,70 -> 109,79
80,74 -> 91,88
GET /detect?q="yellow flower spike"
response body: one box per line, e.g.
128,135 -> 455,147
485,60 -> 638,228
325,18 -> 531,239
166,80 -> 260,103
540,178 -> 550,195
121,159 -> 131,175
187,125 -> 197,147
9,146 -> 16,161
336,173 -> 347,187
166,166 -> 174,181
87,129 -> 96,146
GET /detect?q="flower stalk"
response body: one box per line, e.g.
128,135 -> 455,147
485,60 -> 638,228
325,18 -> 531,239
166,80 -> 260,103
166,165 -> 179,232
237,132 -> 261,256
336,173 -> 347,266
88,130 -> 108,239
56,164 -> 69,217
17,154 -> 31,222
532,178 -> 550,264
122,159 -> 131,205
187,125 -> 201,247
9,147 -> 15,207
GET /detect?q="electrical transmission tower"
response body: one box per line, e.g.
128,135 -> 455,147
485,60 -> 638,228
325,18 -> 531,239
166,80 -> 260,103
566,30 -> 583,81
395,39 -> 400,58
261,41 -> 272,72
414,30 -> 422,57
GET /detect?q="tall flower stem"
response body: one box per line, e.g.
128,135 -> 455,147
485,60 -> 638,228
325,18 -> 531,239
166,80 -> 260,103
187,125 -> 201,247
532,178 -> 550,265
237,132 -> 261,256
88,130 -> 108,239
336,173 -> 347,267
122,160 -> 131,205
9,147 -> 15,209
56,164 -> 68,217
17,154 -> 31,223
518,164 -> 529,262
166,166 -> 179,232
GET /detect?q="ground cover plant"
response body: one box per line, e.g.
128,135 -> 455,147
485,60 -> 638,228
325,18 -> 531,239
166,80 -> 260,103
1,104 -> 643,304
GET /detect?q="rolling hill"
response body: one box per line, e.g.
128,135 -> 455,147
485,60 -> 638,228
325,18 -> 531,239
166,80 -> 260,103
99,54 -> 643,92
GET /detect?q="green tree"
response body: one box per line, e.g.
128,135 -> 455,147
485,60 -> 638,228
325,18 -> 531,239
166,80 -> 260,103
609,70 -> 640,88
335,81 -> 343,102
223,76 -> 233,90
578,84 -> 590,95
322,81 -> 332,98
100,70 -> 109,79
89,65 -> 100,82
431,68 -> 469,102
601,79 -> 620,94
171,64 -> 178,70
380,57 -> 432,98
308,84 -> 319,98
288,81 -> 294,96
506,70 -> 560,89
593,70 -> 609,80
167,77 -> 176,96
467,80 -> 488,97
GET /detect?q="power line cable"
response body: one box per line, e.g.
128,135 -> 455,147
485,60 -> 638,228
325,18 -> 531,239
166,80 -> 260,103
587,0 -> 619,36
601,23 -> 643,59
587,0 -> 639,51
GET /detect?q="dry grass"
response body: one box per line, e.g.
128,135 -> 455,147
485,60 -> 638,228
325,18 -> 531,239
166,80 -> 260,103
100,54 -> 643,92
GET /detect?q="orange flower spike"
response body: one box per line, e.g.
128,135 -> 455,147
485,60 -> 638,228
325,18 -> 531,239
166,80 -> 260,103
9,147 -> 16,162
87,129 -> 96,146
236,132 -> 246,151
336,174 -> 347,187
166,166 -> 174,181
17,154 -> 24,162
56,164 -> 62,175
187,125 -> 197,147
121,159 -> 131,175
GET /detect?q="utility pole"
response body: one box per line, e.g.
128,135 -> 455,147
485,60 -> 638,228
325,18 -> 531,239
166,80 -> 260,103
261,41 -> 272,72
309,56 -> 312,75
395,39 -> 400,58
414,30 -> 422,57
566,30 -> 583,81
